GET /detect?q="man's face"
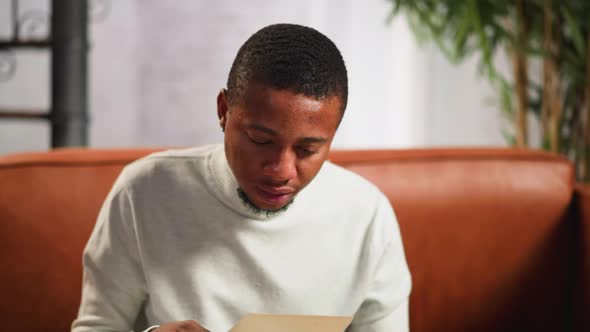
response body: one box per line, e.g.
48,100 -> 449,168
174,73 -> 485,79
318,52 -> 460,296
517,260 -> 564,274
217,83 -> 342,212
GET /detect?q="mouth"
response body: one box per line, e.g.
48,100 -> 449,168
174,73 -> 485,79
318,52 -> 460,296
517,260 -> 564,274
255,185 -> 295,206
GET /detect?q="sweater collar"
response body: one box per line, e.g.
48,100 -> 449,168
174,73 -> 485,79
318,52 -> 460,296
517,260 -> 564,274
207,144 -> 288,221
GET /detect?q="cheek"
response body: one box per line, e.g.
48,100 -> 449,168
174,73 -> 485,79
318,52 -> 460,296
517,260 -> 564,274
230,141 -> 263,180
297,158 -> 325,186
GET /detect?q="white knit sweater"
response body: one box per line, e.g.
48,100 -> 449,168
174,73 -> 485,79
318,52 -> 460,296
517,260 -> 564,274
71,144 -> 411,332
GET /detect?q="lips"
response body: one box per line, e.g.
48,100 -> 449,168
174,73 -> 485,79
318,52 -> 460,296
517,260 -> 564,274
257,185 -> 294,195
255,185 -> 294,206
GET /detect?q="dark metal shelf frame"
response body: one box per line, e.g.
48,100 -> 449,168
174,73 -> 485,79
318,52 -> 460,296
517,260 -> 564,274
0,0 -> 88,148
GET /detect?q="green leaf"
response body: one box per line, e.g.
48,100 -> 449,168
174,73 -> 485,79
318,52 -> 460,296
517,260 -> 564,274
526,46 -> 550,58
561,6 -> 586,58
383,0 -> 590,161
502,128 -> 517,147
541,136 -> 551,151
496,78 -> 515,118
469,0 -> 494,76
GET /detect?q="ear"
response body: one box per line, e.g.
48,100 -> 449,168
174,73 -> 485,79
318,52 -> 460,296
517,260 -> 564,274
217,89 -> 229,131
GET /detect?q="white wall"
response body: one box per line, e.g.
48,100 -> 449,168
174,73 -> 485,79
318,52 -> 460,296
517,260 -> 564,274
0,0 -> 50,154
425,48 -> 508,147
0,0 -> 510,155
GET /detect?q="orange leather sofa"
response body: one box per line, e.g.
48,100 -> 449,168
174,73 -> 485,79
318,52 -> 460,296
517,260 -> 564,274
0,147 -> 588,332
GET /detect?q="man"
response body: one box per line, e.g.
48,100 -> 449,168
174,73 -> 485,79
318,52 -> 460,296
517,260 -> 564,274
72,23 -> 411,332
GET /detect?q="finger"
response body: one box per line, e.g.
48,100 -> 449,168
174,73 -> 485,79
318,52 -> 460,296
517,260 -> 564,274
179,320 -> 209,332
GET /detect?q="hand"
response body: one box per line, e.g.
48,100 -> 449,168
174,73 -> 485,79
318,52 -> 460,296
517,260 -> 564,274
152,320 -> 209,332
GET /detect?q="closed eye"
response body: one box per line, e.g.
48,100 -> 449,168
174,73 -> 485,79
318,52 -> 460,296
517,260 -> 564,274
297,147 -> 318,157
248,136 -> 272,145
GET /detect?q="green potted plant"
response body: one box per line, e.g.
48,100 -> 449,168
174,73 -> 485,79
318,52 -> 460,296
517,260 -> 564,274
388,0 -> 590,180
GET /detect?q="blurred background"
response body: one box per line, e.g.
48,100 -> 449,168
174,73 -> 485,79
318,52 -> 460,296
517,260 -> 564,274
0,0 -> 545,155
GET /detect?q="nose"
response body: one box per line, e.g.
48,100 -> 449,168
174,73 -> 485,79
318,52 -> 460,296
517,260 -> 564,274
262,149 -> 297,182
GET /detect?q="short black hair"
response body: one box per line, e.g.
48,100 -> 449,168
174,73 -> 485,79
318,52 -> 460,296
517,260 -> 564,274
226,23 -> 348,113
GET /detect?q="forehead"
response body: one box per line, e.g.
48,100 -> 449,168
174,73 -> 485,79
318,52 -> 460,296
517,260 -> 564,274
236,84 -> 342,125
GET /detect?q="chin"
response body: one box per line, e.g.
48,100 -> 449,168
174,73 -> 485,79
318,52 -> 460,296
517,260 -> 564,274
256,200 -> 291,212
237,187 -> 295,214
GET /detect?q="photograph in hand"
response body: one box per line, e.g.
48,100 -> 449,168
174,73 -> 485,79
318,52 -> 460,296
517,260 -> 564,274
229,314 -> 353,332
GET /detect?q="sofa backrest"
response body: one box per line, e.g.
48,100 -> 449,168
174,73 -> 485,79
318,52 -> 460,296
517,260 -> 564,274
329,148 -> 575,332
0,148 -> 576,332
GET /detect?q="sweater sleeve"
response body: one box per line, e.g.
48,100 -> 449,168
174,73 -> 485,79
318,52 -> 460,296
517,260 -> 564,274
347,194 -> 412,332
71,171 -> 148,332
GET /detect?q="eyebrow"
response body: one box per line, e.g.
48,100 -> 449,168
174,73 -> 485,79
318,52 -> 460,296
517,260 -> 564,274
247,124 -> 328,143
